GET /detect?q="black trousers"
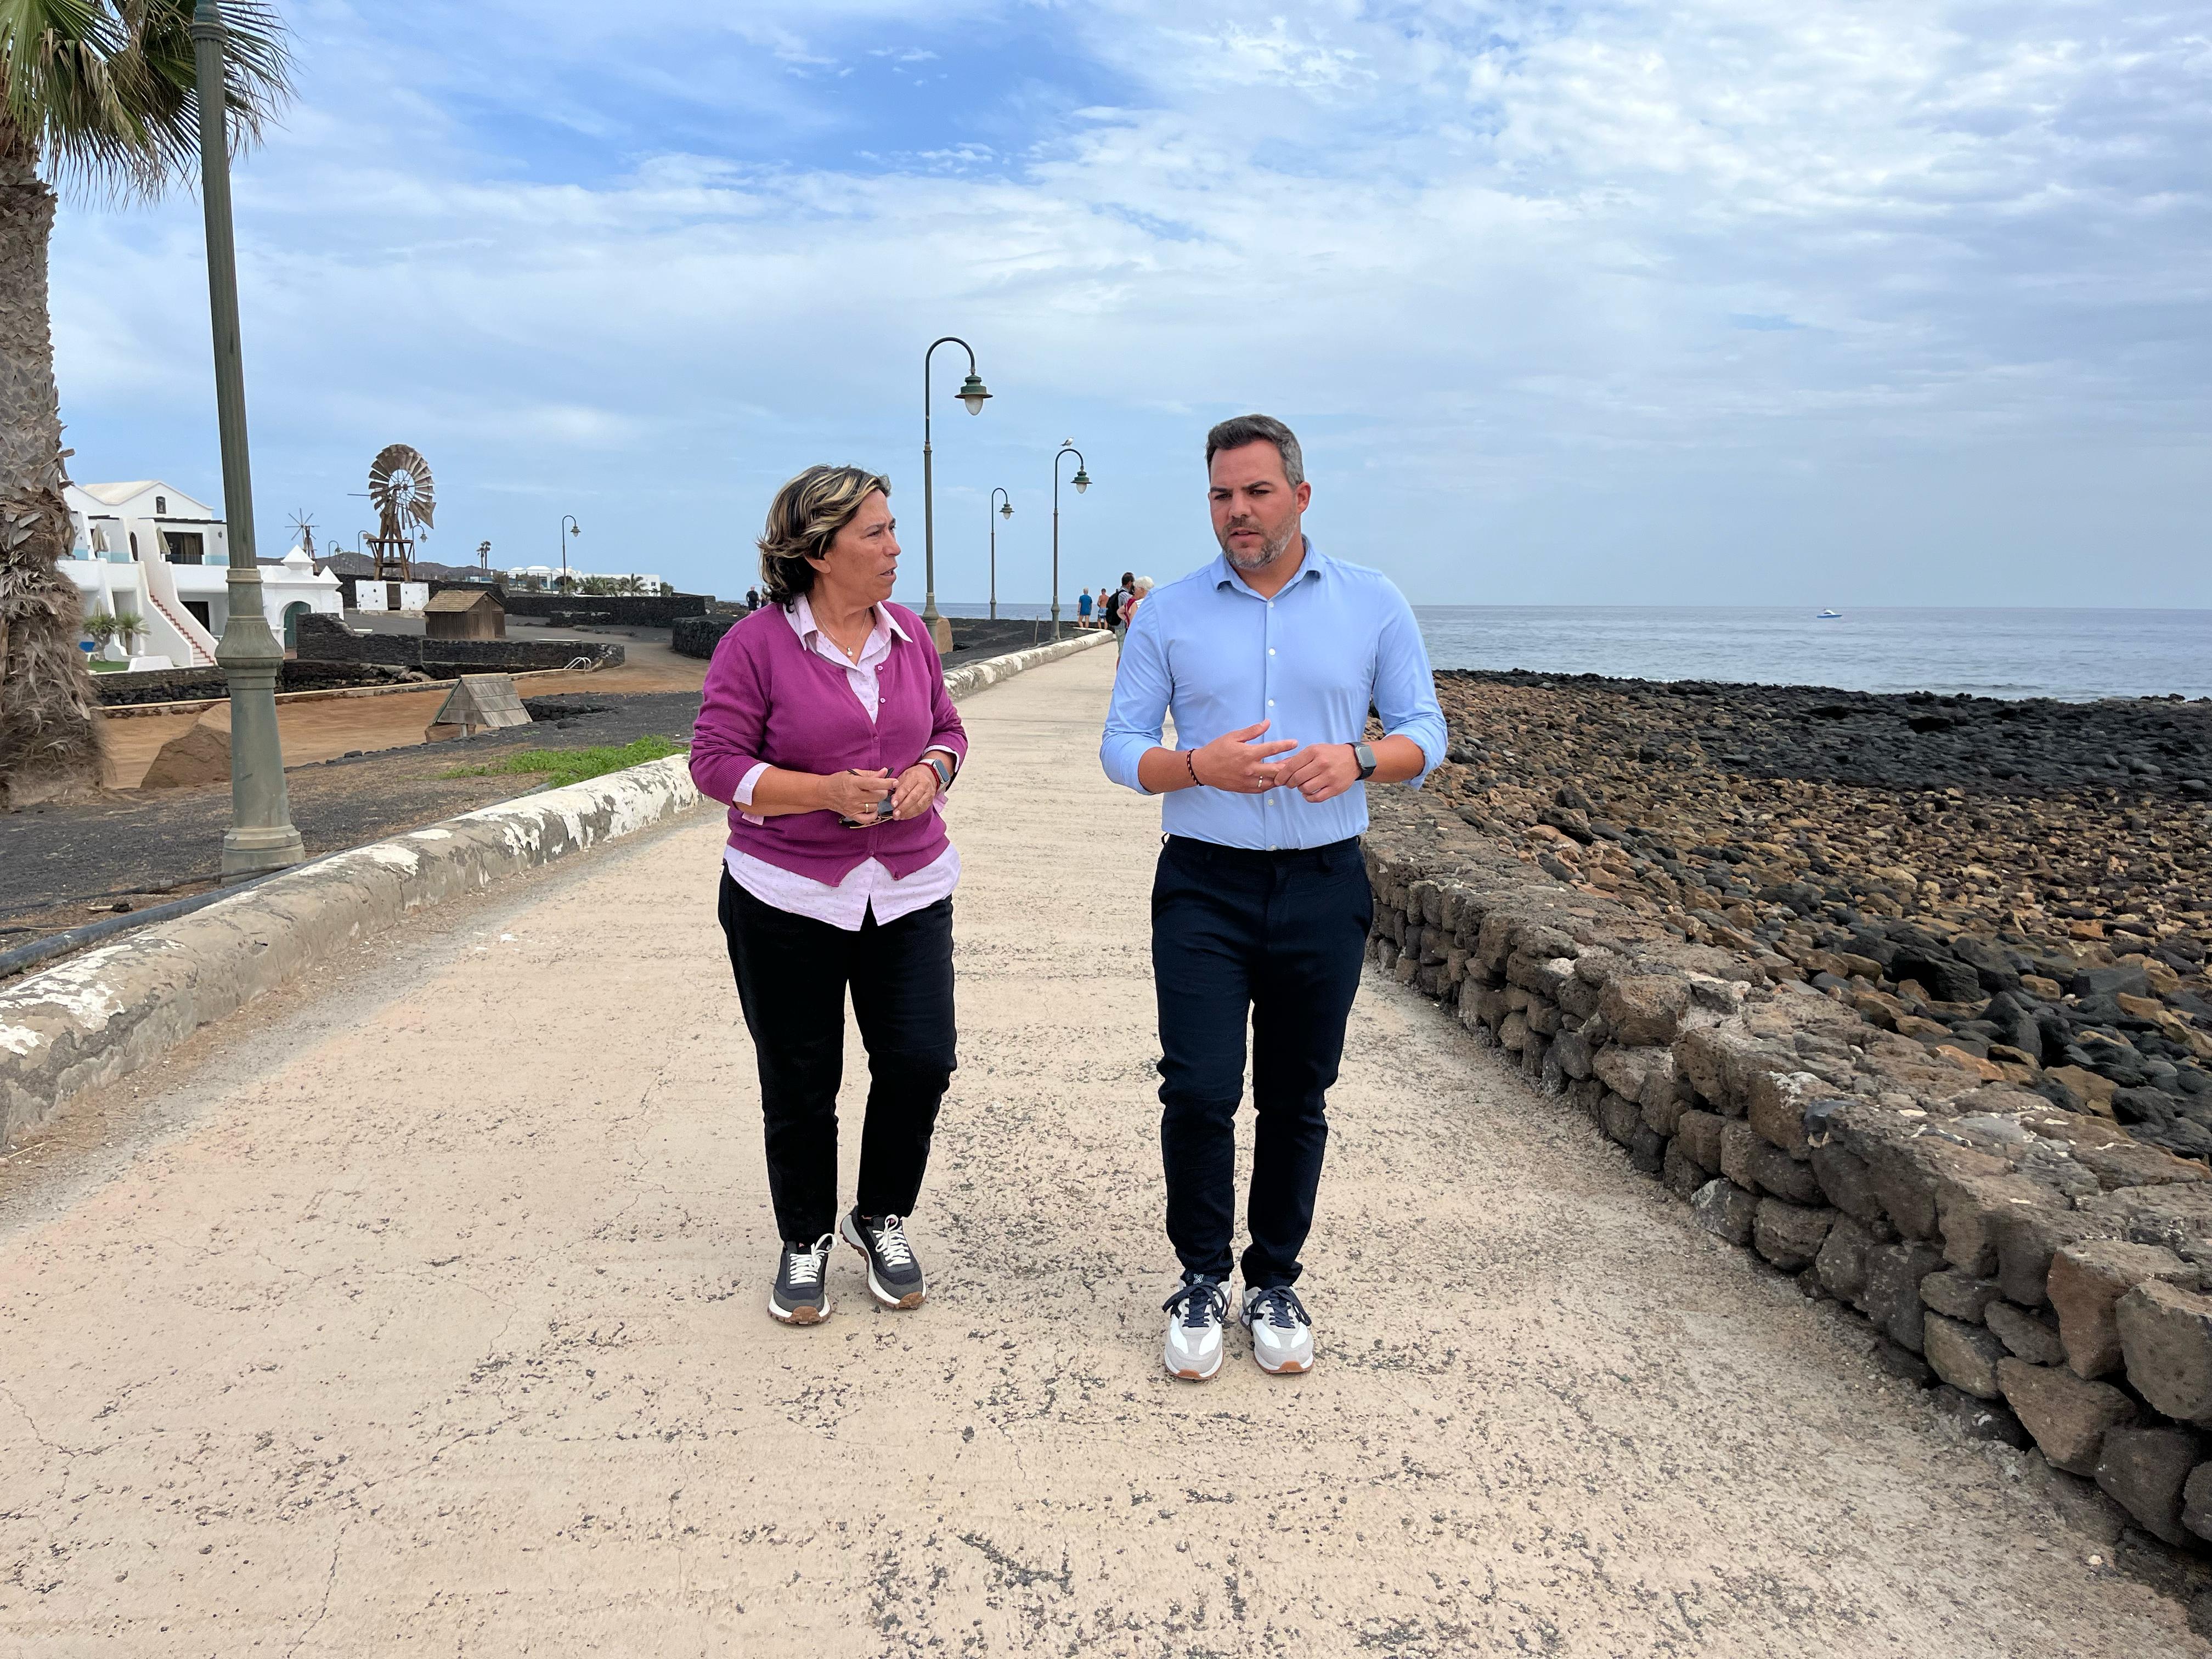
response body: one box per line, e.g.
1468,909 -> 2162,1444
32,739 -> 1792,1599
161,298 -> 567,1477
718,871 -> 957,1243
1151,835 -> 1373,1286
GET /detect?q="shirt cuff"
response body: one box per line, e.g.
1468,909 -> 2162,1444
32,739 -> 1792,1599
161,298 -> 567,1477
733,760 -> 769,825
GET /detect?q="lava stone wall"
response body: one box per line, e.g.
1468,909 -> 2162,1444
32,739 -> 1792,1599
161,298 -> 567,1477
1363,792 -> 2212,1560
296,614 -> 623,672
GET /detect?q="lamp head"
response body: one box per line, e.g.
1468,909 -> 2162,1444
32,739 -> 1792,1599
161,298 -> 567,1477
1000,500 -> 1013,519
1072,468 -> 1090,494
957,374 -> 991,415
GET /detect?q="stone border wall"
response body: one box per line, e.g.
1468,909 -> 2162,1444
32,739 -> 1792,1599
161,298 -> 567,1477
296,613 -> 624,672
1362,793 -> 2212,1560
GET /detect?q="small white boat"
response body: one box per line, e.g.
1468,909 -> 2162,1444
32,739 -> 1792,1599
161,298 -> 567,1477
1815,608 -> 1842,620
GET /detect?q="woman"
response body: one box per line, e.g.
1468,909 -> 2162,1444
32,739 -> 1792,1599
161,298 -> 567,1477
1121,575 -> 1154,636
690,465 -> 967,1326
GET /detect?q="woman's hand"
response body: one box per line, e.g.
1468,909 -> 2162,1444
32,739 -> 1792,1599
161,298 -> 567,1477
890,761 -> 942,820
817,768 -> 894,819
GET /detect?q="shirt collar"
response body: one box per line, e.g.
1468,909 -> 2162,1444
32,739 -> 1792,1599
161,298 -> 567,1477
1212,535 -> 1327,600
787,594 -> 906,646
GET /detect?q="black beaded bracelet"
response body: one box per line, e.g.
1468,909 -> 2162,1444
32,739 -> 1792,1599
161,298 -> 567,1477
1186,749 -> 1200,788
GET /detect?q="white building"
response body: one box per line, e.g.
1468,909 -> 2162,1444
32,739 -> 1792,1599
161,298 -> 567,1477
60,479 -> 344,668
503,564 -> 669,594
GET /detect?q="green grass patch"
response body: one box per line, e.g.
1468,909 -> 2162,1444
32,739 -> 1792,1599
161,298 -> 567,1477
441,734 -> 686,789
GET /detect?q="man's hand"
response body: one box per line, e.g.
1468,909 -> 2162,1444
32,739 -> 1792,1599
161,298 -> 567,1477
1190,721 -> 1297,794
818,767 -> 894,817
889,761 -> 942,820
1274,742 -> 1362,803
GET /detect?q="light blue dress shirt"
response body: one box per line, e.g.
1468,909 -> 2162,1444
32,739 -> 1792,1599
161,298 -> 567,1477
1099,540 -> 1447,849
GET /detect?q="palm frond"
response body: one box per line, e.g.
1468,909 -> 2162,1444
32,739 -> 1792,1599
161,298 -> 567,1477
1,0 -> 293,200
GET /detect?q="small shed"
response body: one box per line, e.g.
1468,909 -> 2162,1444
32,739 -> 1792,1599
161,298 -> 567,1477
424,588 -> 505,640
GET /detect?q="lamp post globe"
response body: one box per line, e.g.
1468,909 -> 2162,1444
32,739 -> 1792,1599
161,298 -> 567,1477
922,337 -> 990,653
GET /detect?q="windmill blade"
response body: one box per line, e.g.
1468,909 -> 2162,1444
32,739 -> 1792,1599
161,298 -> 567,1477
368,443 -> 436,527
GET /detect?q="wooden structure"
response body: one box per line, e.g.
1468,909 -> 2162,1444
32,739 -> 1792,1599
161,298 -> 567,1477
425,674 -> 529,742
424,589 -> 506,640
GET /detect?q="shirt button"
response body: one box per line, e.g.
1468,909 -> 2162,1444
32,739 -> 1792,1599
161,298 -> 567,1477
1268,648 -> 1276,656
1267,698 -> 1274,706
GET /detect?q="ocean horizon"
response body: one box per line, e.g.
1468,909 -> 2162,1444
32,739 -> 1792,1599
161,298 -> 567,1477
934,602 -> 2212,703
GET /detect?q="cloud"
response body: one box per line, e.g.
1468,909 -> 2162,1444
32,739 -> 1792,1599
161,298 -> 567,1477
47,0 -> 2212,607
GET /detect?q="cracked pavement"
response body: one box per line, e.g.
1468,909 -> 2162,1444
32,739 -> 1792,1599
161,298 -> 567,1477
0,646 -> 2199,1655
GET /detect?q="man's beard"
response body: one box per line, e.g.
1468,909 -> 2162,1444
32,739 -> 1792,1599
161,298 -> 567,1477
1219,521 -> 1296,571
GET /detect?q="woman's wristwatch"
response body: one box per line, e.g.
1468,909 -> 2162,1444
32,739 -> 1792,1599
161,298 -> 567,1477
925,753 -> 955,791
1351,741 -> 1378,781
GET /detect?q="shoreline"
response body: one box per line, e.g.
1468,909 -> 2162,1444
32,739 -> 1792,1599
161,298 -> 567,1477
1423,669 -> 2212,1160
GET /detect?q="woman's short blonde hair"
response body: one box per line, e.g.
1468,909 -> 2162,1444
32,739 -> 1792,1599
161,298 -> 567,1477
757,464 -> 891,606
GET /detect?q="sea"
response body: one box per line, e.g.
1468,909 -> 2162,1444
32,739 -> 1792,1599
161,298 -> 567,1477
940,602 -> 2212,702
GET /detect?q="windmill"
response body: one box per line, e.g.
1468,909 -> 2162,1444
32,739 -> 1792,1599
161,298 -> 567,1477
286,509 -> 318,559
365,443 -> 436,579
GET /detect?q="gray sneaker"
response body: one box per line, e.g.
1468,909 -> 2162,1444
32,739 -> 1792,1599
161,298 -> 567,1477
1162,1274 -> 1229,1380
1241,1284 -> 1315,1374
768,1234 -> 834,1324
839,1210 -> 928,1309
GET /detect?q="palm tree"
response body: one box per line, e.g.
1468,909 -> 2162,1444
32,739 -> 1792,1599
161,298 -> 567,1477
0,1 -> 290,809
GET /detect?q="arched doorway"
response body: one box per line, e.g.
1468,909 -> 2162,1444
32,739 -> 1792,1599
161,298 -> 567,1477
282,602 -> 312,650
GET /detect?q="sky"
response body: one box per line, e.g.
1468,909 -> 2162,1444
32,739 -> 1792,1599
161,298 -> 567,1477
48,0 -> 2212,610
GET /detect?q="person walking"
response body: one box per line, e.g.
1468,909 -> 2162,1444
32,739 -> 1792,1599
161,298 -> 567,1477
744,585 -> 761,612
1099,414 -> 1444,1380
1122,575 -> 1154,631
1077,588 -> 1094,629
1106,572 -> 1136,653
691,464 -> 967,1326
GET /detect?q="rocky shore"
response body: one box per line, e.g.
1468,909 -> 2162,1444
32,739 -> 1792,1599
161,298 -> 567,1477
1424,672 -> 2212,1162
1359,669 -> 2212,1578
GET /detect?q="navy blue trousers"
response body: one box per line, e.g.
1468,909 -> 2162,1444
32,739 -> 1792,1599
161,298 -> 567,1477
1151,835 -> 1373,1286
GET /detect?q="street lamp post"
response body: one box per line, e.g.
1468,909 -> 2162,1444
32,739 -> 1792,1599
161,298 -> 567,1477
988,488 -> 1012,620
921,336 -> 990,653
192,0 -> 302,881
560,515 -> 580,593
1051,441 -> 1090,642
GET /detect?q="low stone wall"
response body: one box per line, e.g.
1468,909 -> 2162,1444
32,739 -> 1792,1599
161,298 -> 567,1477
1363,791 -> 2212,1560
296,613 -> 622,672
94,660 -> 414,707
494,590 -> 708,626
670,613 -> 738,659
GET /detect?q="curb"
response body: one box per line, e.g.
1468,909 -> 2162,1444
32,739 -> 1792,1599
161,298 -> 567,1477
0,629 -> 1113,1149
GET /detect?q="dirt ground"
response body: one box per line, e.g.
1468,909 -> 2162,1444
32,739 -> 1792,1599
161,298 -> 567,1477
0,647 -> 2197,1656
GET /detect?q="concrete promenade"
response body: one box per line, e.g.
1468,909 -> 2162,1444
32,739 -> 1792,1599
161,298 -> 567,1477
0,646 -> 2195,1655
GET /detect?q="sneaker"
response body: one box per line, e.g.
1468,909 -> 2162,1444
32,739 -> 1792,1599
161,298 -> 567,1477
1162,1274 -> 1230,1381
839,1210 -> 928,1310
1240,1284 -> 1315,1374
769,1234 -> 834,1324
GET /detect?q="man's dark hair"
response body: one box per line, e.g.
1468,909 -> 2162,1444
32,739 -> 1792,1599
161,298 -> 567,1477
1120,571 -> 1135,586
1205,414 -> 1304,487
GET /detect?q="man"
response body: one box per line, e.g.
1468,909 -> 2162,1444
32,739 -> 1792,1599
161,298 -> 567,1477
1105,572 -> 1136,651
1100,414 -> 1444,1380
1077,587 -> 1094,629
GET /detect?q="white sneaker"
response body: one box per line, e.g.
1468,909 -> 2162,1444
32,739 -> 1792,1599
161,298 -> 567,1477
1162,1275 -> 1229,1380
1241,1284 -> 1315,1374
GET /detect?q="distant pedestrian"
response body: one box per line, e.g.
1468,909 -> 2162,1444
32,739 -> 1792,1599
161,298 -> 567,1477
1099,414 -> 1444,1381
1107,571 -> 1136,652
744,585 -> 761,612
1122,575 -> 1154,631
691,465 -> 967,1327
1077,588 -> 1094,628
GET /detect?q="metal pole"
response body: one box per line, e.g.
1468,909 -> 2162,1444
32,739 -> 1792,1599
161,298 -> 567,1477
920,336 -> 978,654
989,487 -> 1010,622
1052,444 -> 1085,644
560,515 -> 578,593
194,0 -> 302,880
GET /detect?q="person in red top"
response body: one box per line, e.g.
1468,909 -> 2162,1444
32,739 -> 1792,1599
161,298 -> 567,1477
690,465 -> 966,1325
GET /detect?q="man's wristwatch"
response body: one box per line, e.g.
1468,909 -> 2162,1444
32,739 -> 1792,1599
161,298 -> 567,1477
1351,741 -> 1378,781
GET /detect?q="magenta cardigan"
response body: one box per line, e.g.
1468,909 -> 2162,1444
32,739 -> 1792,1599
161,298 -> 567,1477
689,602 -> 968,884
